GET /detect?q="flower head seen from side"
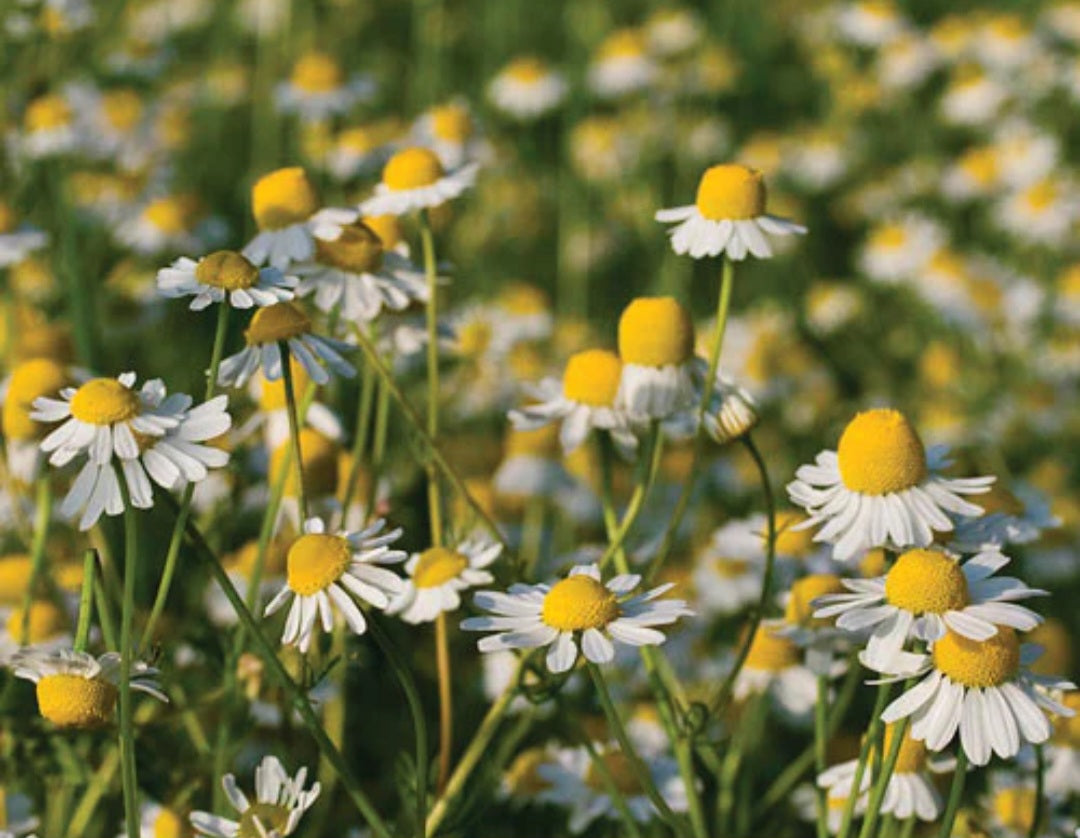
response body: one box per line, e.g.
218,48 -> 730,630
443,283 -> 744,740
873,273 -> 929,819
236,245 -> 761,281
786,408 -> 994,561
733,624 -> 818,721
461,564 -> 692,674
2,357 -> 72,481
263,516 -> 406,653
275,50 -> 375,123
358,146 -> 478,217
216,301 -> 356,387
655,164 -> 806,260
10,648 -> 165,729
617,297 -> 698,424
19,92 -> 78,159
0,201 -> 47,268
156,249 -> 297,311
509,348 -> 637,454
488,56 -> 568,121
879,627 -> 1076,766
390,537 -> 501,624
190,755 -> 319,838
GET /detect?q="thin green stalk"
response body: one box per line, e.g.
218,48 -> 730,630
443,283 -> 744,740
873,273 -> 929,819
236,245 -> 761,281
815,675 -> 830,838
857,717 -> 910,838
73,549 -> 96,653
434,612 -> 452,794
117,479 -> 139,838
597,422 -> 665,572
836,681 -> 893,838
937,750 -> 969,838
879,815 -> 900,838
20,474 -> 52,644
280,341 -> 309,522
419,208 -> 444,549
339,340 -> 376,519
899,814 -> 917,838
580,733 -> 643,838
93,575 -> 118,651
366,378 -> 391,518
1030,745 -> 1045,838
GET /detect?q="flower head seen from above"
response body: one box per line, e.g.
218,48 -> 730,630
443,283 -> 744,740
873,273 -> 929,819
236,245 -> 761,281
390,537 -> 502,624
263,516 -> 406,652
617,297 -> 698,423
787,408 -> 994,561
359,146 -> 479,217
655,164 -> 806,260
217,301 -> 356,387
157,249 -> 297,311
275,50 -> 375,123
462,564 -> 692,674
488,56 -> 568,121
190,755 -> 320,838
11,648 -> 165,729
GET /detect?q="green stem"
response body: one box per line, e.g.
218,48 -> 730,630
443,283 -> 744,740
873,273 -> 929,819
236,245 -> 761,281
21,474 -> 51,644
205,299 -> 230,400
339,339 -> 376,520
597,422 -> 664,572
899,814 -> 917,838
280,341 -> 309,522
118,479 -> 139,838
857,717 -> 910,838
937,750 -> 968,838
419,208 -> 443,549
434,612 -> 452,794
1030,745 -> 1045,838
815,675 -> 830,838
73,549 -> 96,653
579,732 -> 644,838
836,681 -> 892,838
93,574 -> 118,651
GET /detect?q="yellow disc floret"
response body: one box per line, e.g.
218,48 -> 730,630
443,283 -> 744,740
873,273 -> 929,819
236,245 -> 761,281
784,574 -> 845,628
36,673 -> 117,728
315,221 -> 384,274
413,547 -> 468,589
195,251 -> 260,291
151,807 -> 189,838
563,349 -> 622,407
251,167 -> 319,231
743,626 -> 800,672
885,549 -> 969,614
879,723 -> 927,774
695,164 -> 766,221
257,358 -> 311,411
26,94 -> 71,131
933,627 -> 1020,688
290,51 -> 343,93
618,297 -> 694,367
3,357 -> 68,440
0,555 -> 33,604
382,147 -> 445,191
70,378 -> 139,425
542,575 -> 619,631
6,600 -> 68,643
506,57 -> 547,83
430,103 -> 473,143
102,90 -> 143,133
286,533 -> 352,596
245,301 -> 311,345
836,408 -> 928,495
362,214 -> 403,250
991,786 -> 1036,835
143,196 -> 193,234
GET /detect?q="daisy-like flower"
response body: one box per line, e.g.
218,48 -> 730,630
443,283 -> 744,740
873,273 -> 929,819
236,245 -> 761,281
412,100 -> 489,170
655,164 -> 806,260
733,624 -> 819,721
488,56 -> 568,121
358,146 -> 478,217
462,564 -> 691,674
492,425 -> 571,503
242,167 -> 357,269
857,216 -> 944,284
1,357 -> 72,482
698,367 -> 759,444
994,178 -> 1078,248
324,124 -> 394,182
18,92 -> 78,159
217,301 -> 356,387
509,349 -> 637,454
294,218 -> 427,323
814,547 -> 1045,671
835,0 -> 907,47
389,537 -> 501,624
1045,691 -> 1080,796
693,518 -> 769,617
156,249 -> 297,311
115,194 -> 226,257
275,51 -> 375,123
879,627 -> 1076,766
616,297 -> 697,423
190,755 -> 320,838
0,202 -> 47,268
136,802 -> 188,838
262,516 -> 406,653
949,482 -> 1059,551
939,68 -> 1008,127
0,598 -> 71,664
786,408 -> 995,561
645,8 -> 704,57
587,28 -> 657,99
10,648 -> 165,729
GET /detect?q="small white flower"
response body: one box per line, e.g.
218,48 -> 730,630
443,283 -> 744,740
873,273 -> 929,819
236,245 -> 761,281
157,250 -> 297,311
488,57 -> 568,121
275,51 -> 375,123
390,537 -> 501,624
587,29 -> 657,99
359,146 -> 478,217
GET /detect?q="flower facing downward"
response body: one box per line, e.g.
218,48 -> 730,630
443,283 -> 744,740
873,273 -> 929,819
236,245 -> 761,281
617,297 -> 698,423
390,538 -> 502,624
655,164 -> 806,260
359,146 -> 479,217
157,249 -> 297,311
462,564 -> 692,673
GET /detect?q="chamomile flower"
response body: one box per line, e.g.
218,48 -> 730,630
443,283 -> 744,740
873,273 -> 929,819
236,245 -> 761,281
262,516 -> 406,652
836,0 -> 907,47
693,518 -> 769,617
156,250 -> 297,311
733,624 -> 819,721
940,68 -> 1009,126
137,802 -> 188,838
0,599 -> 71,664
858,216 -> 944,283
786,408 -> 994,561
359,146 -> 478,217
293,218 -> 427,322
18,92 -> 78,159
115,194 -> 225,257
190,756 -> 320,838
462,564 -> 692,674
587,29 -> 657,99
492,425 -> 571,503
275,51 -> 375,123
0,203 -> 47,268
488,56 -> 568,121
645,8 -> 704,57
1,357 -> 72,481
217,301 -> 356,387
412,100 -> 488,170
10,648 -> 165,729
655,164 -> 806,260
814,547 -> 1045,672
390,537 -> 501,624
994,179 -> 1078,247
509,349 -> 637,454
877,32 -> 940,91
698,368 -> 759,444
616,297 -> 697,423
949,483 -> 1059,551
1045,691 -> 1080,796
879,628 -> 1076,766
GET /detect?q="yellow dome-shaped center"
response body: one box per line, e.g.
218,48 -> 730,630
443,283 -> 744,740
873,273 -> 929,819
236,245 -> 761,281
362,214 -> 403,250
563,349 -> 623,407
784,574 -> 845,627
3,357 -> 67,441
837,408 -> 928,495
991,787 -> 1036,835
933,627 -> 1020,688
152,807 -> 190,838
618,297 -> 694,367
143,197 -> 191,234
291,52 -> 343,93
6,599 -> 68,643
70,378 -> 139,425
430,104 -> 473,143
711,557 -> 751,578
695,164 -> 767,221
286,533 -> 352,597
195,250 -> 260,291
885,549 -> 969,614
744,626 -> 800,672
877,724 -> 927,774
26,94 -> 71,131
506,57 -> 547,83
252,167 -> 319,231
245,302 -> 312,345
542,575 -> 619,631
238,803 -> 290,838
772,511 -> 815,557
37,673 -> 117,728
383,147 -> 445,191
315,222 -> 384,274
0,555 -> 32,604
413,547 -> 468,589
102,90 -> 143,132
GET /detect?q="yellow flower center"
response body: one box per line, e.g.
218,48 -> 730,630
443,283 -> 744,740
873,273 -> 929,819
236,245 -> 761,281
711,558 -> 751,578
584,752 -> 643,795
36,673 -> 118,728
258,358 -> 311,411
541,575 -> 619,631
505,425 -> 560,460
270,428 -> 340,500
6,599 -> 68,643
143,196 -> 192,234
102,90 -> 142,132
245,302 -> 311,345
0,555 -> 32,604
1023,180 -> 1057,212
413,547 -> 468,589
382,147 -> 445,191
152,808 -> 190,838
69,378 -> 139,425
286,533 -> 352,596
506,57 -> 546,83
430,104 -> 473,143
992,787 -> 1036,835
26,94 -> 71,131
1052,692 -> 1080,748
836,408 -> 928,495
362,214 -> 403,250
315,221 -> 384,274
339,126 -> 376,153
772,511 -> 815,557
290,52 -> 343,93
499,283 -> 548,315
195,251 -> 260,291
885,549 -> 969,614
959,147 -> 998,184
504,748 -> 552,795
599,29 -> 646,60
784,574 -> 845,627
933,627 -> 1020,688
3,357 -> 68,441
251,167 -> 319,231
618,297 -> 694,367
744,626 -> 800,673
563,349 -> 623,407
237,803 -> 290,838
694,164 -> 767,221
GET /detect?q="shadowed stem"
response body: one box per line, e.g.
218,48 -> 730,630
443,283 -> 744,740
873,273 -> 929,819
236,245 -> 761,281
596,422 -> 664,572
280,341 -> 309,522
814,675 -> 830,838
836,681 -> 892,838
1030,745 -> 1045,838
857,717 -> 911,838
937,750 -> 969,838
117,476 -> 139,838
73,549 -> 96,652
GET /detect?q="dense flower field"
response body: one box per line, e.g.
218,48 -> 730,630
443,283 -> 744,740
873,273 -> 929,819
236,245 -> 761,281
0,0 -> 1078,836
